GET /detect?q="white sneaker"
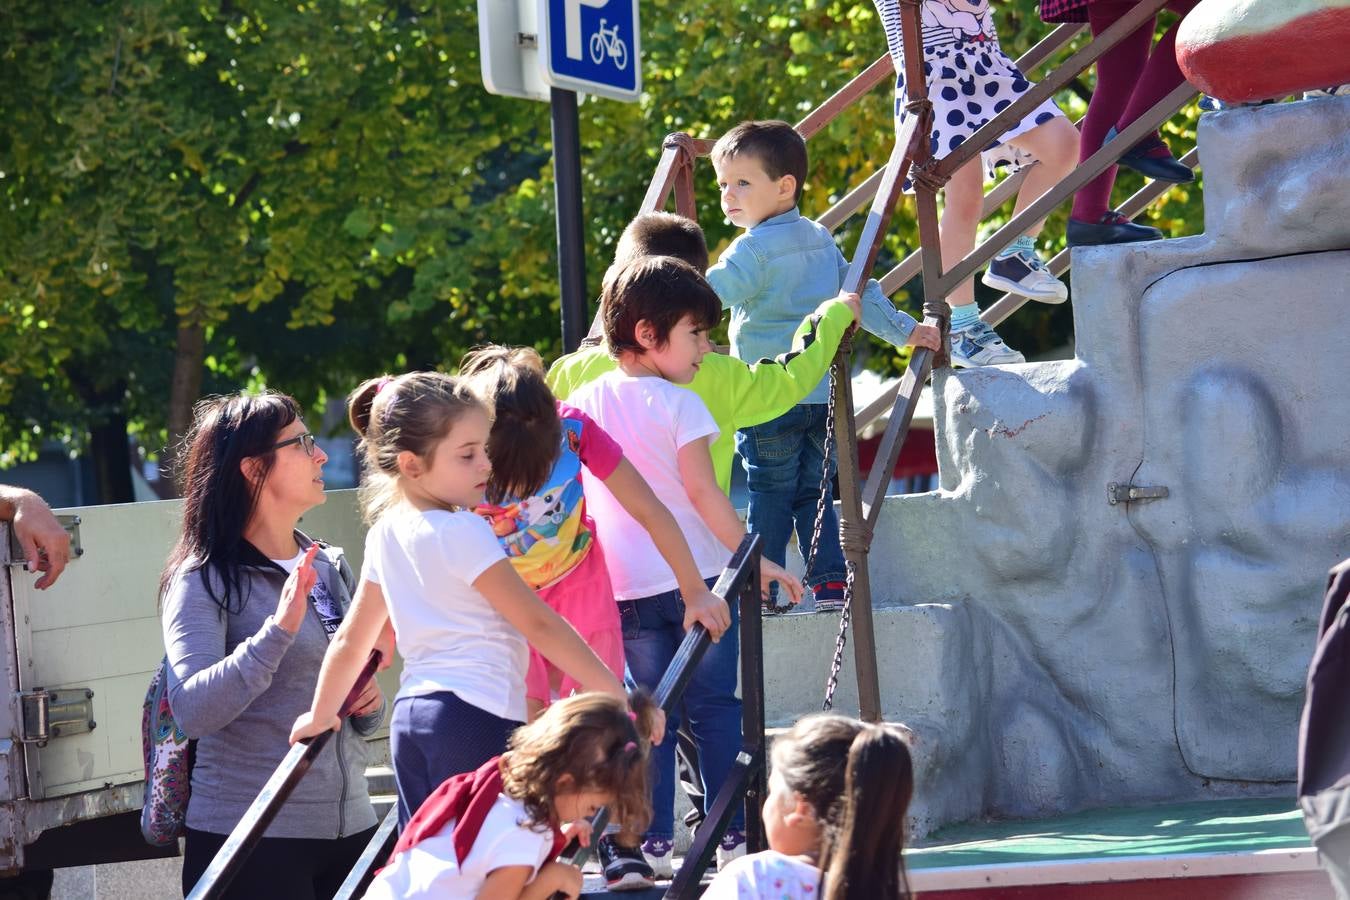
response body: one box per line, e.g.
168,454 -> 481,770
982,246 -> 1068,304
715,828 -> 747,871
949,320 -> 1026,368
641,837 -> 675,880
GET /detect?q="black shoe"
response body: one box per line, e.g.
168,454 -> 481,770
1067,211 -> 1164,247
598,834 -> 656,892
1105,126 -> 1193,183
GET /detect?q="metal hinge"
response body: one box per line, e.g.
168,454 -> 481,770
4,514 -> 84,565
1107,482 -> 1170,506
18,688 -> 96,747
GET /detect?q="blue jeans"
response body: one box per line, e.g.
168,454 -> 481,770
618,581 -> 745,840
737,404 -> 846,598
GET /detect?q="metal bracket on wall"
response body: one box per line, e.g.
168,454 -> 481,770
4,514 -> 83,565
18,688 -> 96,747
1107,482 -> 1170,506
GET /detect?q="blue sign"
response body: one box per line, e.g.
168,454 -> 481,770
538,0 -> 641,102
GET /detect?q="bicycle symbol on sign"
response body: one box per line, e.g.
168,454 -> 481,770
589,18 -> 628,70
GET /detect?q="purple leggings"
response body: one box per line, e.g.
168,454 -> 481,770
1072,0 -> 1198,222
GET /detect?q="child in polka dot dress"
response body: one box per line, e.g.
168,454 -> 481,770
874,0 -> 1080,368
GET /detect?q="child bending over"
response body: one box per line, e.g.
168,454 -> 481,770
366,691 -> 661,900
705,714 -> 915,900
707,120 -> 941,612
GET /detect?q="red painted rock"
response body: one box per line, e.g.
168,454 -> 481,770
1176,0 -> 1350,103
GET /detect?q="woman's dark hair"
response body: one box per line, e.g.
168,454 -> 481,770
600,255 -> 721,359
817,720 -> 913,900
500,690 -> 660,835
159,392 -> 301,615
458,345 -> 562,505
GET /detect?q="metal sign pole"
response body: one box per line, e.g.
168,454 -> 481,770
550,87 -> 588,353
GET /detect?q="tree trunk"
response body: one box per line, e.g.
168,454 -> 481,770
88,406 -> 135,504
162,320 -> 206,497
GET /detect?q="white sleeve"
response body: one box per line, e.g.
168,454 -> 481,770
444,513 -> 508,583
668,387 -> 719,451
478,822 -> 554,873
360,524 -> 382,585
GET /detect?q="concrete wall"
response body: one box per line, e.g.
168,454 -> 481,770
784,97 -> 1350,836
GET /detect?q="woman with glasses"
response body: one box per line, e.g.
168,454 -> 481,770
160,392 -> 385,899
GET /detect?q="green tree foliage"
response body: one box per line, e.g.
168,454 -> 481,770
0,0 -> 1202,500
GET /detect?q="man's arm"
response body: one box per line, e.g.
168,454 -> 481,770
0,485 -> 71,589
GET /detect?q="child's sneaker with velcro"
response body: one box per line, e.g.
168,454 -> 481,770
950,320 -> 1025,368
641,836 -> 675,880
716,827 -> 747,870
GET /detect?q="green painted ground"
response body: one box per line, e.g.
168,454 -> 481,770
905,798 -> 1311,870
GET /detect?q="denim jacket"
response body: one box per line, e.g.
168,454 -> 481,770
707,207 -> 918,404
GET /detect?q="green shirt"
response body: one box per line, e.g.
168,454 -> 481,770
547,298 -> 854,494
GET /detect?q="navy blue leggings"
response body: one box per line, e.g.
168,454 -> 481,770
390,691 -> 522,826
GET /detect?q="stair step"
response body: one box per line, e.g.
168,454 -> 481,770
365,765 -> 397,796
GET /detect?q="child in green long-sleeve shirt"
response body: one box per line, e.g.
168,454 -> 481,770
547,212 -> 859,496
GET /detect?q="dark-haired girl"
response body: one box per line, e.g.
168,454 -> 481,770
160,393 -> 384,899
458,345 -> 728,722
705,714 -> 914,900
366,690 -> 660,899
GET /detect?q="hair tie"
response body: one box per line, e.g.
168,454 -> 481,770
624,741 -> 637,753
375,376 -> 395,395
627,711 -> 638,722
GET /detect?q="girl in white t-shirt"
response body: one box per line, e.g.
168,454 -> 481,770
704,714 -> 914,900
366,691 -> 659,900
291,371 -> 630,826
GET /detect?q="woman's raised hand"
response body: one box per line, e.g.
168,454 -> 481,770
276,544 -> 320,634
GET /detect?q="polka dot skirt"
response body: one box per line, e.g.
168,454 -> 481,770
893,39 -> 1066,191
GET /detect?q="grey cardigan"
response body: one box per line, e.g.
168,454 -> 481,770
162,532 -> 384,840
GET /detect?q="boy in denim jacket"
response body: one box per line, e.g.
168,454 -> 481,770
707,120 -> 940,611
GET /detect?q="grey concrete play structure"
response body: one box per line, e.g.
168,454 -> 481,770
763,96 -> 1350,839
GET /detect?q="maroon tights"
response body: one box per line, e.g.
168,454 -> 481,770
1072,0 -> 1199,222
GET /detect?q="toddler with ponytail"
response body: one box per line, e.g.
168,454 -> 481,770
705,714 -> 914,900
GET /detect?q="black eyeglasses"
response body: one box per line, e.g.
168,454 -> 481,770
268,432 -> 318,456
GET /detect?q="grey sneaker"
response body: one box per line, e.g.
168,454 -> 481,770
950,320 -> 1026,368
982,246 -> 1067,303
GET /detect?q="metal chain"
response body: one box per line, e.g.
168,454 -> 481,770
822,558 -> 858,711
793,362 -> 841,608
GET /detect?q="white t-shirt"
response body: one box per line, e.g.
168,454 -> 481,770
364,794 -> 555,900
362,506 -> 527,721
569,371 -> 726,599
704,850 -> 823,900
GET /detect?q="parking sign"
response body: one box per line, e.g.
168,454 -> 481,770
538,0 -> 641,102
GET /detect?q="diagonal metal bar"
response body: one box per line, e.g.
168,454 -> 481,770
187,653 -> 382,900
332,806 -> 400,900
931,82 -> 1197,298
933,0 -> 1170,180
796,55 -> 894,140
666,747 -> 762,899
861,348 -> 936,528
